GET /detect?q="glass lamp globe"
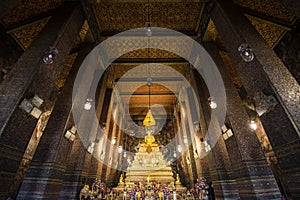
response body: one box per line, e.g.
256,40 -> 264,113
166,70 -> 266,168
250,120 -> 258,130
43,52 -> 54,64
84,98 -> 93,110
238,43 -> 255,62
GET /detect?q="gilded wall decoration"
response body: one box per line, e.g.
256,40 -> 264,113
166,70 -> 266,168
219,51 -> 243,88
247,16 -> 287,48
204,16 -> 286,49
233,0 -> 296,24
105,37 -> 193,59
121,49 -> 180,59
55,53 -> 78,89
10,18 -> 50,49
112,63 -> 187,78
1,0 -> 63,28
203,20 -> 218,42
93,2 -> 203,33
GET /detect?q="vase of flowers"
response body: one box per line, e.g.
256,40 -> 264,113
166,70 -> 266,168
194,177 -> 208,200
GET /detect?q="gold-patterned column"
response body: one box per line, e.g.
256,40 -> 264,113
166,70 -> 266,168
16,43 -> 93,200
204,41 -> 281,199
105,98 -> 121,186
0,3 -> 84,199
85,71 -> 109,184
211,0 -> 300,198
100,88 -> 114,183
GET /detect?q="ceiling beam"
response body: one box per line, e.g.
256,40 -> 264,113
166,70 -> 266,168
99,30 -> 198,38
120,91 -> 177,96
113,58 -> 187,63
195,2 -> 214,41
116,77 -> 184,82
127,114 -> 174,120
80,0 -> 102,43
125,103 -> 173,108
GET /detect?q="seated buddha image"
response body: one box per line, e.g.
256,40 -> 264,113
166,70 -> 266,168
135,109 -> 159,153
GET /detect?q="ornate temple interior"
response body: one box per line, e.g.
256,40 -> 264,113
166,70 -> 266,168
0,0 -> 299,199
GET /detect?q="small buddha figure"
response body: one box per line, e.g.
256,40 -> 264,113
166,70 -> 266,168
119,174 -> 124,183
147,174 -> 150,184
176,174 -> 180,183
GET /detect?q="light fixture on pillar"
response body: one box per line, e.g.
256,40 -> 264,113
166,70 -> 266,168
173,151 -> 177,158
208,96 -> 217,109
145,22 -> 152,37
84,98 -> 93,110
203,140 -> 211,152
250,120 -> 258,131
238,43 -> 254,62
183,136 -> 188,144
65,126 -> 76,142
118,146 -> 123,154
193,121 -> 200,132
221,124 -> 233,140
127,157 -> 132,164
43,46 -> 58,65
19,94 -> 44,119
87,142 -> 95,154
177,145 -> 183,153
111,137 -> 117,145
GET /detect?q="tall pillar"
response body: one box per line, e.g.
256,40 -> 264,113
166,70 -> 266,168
57,44 -> 96,200
105,101 -> 120,187
59,135 -> 92,200
15,40 -> 91,200
108,113 -> 124,186
191,66 -> 240,198
0,3 -> 84,199
86,72 -> 109,184
205,42 -> 281,199
100,88 -> 114,182
211,0 -> 300,198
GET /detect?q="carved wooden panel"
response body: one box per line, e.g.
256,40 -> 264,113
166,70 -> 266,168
93,2 -> 204,33
1,0 -> 63,28
120,49 -> 180,59
233,0 -> 296,24
112,62 -> 188,78
10,18 -> 50,49
246,15 -> 287,48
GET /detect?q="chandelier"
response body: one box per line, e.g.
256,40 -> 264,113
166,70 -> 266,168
143,22 -> 156,136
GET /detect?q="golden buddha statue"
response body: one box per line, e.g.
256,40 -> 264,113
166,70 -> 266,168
176,174 -> 180,183
138,109 -> 159,153
119,174 -> 124,183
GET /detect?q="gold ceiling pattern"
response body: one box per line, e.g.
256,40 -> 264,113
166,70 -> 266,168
104,36 -> 193,59
93,2 -> 204,33
246,16 -> 287,48
1,0 -> 63,28
117,81 -> 183,95
219,51 -> 243,88
233,0 -> 296,24
112,63 -> 188,79
120,49 -> 180,59
10,18 -> 50,50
